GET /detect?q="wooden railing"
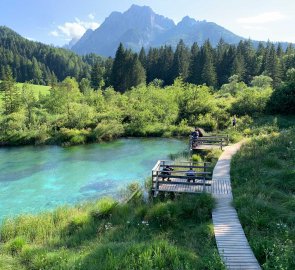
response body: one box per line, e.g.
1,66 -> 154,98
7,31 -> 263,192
151,161 -> 212,197
189,134 -> 229,150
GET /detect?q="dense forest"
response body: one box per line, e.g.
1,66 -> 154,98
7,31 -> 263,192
0,26 -> 93,84
1,26 -> 295,93
107,39 -> 295,91
0,26 -> 295,146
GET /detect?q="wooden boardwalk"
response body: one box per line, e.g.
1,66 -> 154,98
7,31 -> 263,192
211,142 -> 261,270
190,135 -> 229,151
151,161 -> 212,196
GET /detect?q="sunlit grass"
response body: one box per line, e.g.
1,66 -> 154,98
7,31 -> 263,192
231,128 -> 295,269
0,192 -> 224,270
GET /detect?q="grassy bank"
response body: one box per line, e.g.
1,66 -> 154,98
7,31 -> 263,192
231,128 -> 295,269
0,191 -> 224,270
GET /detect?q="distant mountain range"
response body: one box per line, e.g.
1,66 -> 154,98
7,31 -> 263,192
71,5 -> 247,56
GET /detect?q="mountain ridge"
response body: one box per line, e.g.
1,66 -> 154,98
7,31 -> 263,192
72,5 -> 246,56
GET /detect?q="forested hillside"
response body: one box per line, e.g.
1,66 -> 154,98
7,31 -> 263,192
0,26 -> 92,84
1,25 -> 295,94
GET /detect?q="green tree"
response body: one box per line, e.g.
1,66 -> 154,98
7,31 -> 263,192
111,43 -> 126,92
21,83 -> 37,126
171,40 -> 190,80
91,62 -> 105,90
200,40 -> 217,87
262,44 -> 282,88
188,42 -> 201,84
111,44 -> 146,92
268,68 -> 295,114
0,67 -> 20,114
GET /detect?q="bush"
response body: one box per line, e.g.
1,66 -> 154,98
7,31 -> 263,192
231,87 -> 272,116
56,128 -> 90,145
92,120 -> 124,141
5,237 -> 27,255
268,68 -> 295,114
194,113 -> 218,131
192,154 -> 202,162
90,197 -> 117,219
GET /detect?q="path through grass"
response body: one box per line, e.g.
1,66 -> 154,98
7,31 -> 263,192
231,128 -> 295,269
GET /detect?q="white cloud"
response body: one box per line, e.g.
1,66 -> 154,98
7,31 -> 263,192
237,11 -> 287,24
50,30 -> 59,37
88,13 -> 95,20
49,18 -> 99,40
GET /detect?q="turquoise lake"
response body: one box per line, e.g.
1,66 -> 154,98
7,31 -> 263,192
0,138 -> 186,221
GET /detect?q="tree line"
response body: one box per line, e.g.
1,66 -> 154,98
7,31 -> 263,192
1,26 -> 295,93
0,26 -> 93,84
103,39 -> 295,92
0,65 -> 294,146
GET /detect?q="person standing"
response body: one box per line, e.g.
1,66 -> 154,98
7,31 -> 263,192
232,116 -> 237,128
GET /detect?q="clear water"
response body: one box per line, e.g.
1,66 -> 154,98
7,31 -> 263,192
0,138 -> 186,220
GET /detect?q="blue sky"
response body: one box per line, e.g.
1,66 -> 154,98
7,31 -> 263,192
1,0 -> 294,46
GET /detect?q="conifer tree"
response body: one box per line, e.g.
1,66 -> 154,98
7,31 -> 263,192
171,40 -> 190,80
158,45 -> 174,85
264,44 -> 282,88
139,47 -> 147,69
0,66 -> 20,114
146,48 -> 160,83
111,43 -> 126,92
188,42 -> 201,84
91,62 -> 105,90
200,40 -> 217,87
111,44 -> 146,92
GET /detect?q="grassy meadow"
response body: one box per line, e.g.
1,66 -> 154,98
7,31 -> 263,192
231,128 -> 295,269
0,192 -> 224,270
0,82 -> 50,107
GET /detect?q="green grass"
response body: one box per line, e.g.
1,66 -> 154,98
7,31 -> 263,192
0,194 -> 224,270
231,128 -> 295,269
0,82 -> 50,107
15,82 -> 51,96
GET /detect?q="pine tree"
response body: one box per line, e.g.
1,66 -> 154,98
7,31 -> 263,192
91,62 -> 105,90
138,47 -> 147,69
200,40 -> 217,87
171,40 -> 190,80
158,45 -> 174,85
146,48 -> 160,83
0,66 -> 20,114
216,39 -> 231,86
188,42 -> 201,84
111,43 -> 127,92
231,52 -> 245,80
264,44 -> 282,88
127,54 -> 146,88
111,44 -> 146,92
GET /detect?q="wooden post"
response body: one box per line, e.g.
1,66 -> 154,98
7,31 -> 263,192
221,138 -> 223,150
202,176 -> 206,192
154,170 -> 159,197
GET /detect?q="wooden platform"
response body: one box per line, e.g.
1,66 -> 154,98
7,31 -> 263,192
151,161 -> 212,196
190,135 -> 229,151
151,142 -> 261,269
212,142 -> 261,270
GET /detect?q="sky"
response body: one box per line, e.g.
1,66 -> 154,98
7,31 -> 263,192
0,0 -> 294,46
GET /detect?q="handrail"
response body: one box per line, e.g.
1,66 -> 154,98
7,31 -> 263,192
151,181 -> 211,186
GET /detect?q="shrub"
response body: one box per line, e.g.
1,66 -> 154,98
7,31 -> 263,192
192,154 -> 202,162
194,113 -> 218,131
90,197 -> 117,219
5,236 -> 27,255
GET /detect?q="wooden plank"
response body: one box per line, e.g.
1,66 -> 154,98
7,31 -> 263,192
211,142 -> 261,270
